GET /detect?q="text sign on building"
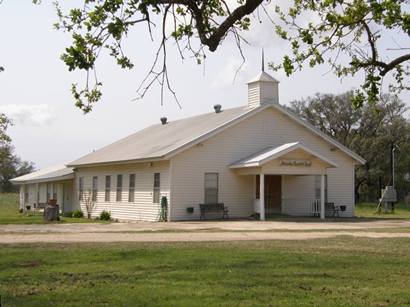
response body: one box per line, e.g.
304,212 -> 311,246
280,160 -> 312,167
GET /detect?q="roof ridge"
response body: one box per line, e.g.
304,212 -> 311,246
67,104 -> 258,167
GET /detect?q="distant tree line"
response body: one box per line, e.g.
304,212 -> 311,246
290,91 -> 410,202
0,113 -> 35,193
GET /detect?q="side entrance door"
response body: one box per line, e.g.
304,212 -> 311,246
63,181 -> 73,212
264,175 -> 282,213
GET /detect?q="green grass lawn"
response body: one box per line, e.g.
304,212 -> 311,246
355,202 -> 410,219
1,238 -> 410,306
0,193 -> 98,224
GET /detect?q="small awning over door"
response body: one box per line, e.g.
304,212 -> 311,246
230,142 -> 338,175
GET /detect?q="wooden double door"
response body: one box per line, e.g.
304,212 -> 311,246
256,175 -> 282,213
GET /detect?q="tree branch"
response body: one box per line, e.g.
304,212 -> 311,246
380,54 -> 410,76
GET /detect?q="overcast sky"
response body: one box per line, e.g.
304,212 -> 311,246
0,1 -> 408,169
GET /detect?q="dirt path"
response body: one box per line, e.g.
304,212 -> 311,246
1,219 -> 410,234
2,220 -> 410,244
1,231 -> 410,244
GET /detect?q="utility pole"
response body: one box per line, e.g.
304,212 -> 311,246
391,143 -> 398,213
390,143 -> 394,188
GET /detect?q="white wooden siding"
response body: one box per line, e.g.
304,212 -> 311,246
248,82 -> 278,107
248,83 -> 261,108
19,186 -> 24,209
281,175 -> 316,216
25,184 -> 36,207
74,161 -> 170,221
20,181 -> 73,212
170,107 -> 356,220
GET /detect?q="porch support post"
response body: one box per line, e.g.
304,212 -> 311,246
259,173 -> 265,221
36,183 -> 39,208
20,185 -> 25,210
320,174 -> 325,220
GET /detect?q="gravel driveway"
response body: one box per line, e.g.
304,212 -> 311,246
1,219 -> 410,244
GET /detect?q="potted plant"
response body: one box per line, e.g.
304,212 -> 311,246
160,196 -> 168,221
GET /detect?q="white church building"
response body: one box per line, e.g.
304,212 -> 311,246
12,68 -> 365,221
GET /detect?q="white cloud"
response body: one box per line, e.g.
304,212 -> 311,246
210,57 -> 253,89
0,104 -> 56,126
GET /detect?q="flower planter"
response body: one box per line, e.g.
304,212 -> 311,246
48,199 -> 57,206
43,205 -> 60,221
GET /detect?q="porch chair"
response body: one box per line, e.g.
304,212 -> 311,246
310,200 -> 320,217
325,202 -> 340,218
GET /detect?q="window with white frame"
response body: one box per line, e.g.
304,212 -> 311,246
116,175 -> 123,202
52,183 -> 57,200
129,174 -> 135,202
153,173 -> 160,203
204,173 -> 219,204
314,175 -> 328,201
47,183 -> 51,201
92,176 -> 98,202
105,176 -> 111,202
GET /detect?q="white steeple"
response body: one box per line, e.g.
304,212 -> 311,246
247,50 -> 279,108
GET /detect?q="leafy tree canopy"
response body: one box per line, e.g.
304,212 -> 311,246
0,114 -> 35,192
0,113 -> 12,145
0,145 -> 35,193
290,91 -> 410,201
274,0 -> 410,107
54,0 -> 410,112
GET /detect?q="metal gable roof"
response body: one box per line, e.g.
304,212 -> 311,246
67,105 -> 265,167
66,102 -> 365,168
11,165 -> 74,184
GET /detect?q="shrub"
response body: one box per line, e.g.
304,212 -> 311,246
62,211 -> 73,218
72,210 -> 84,218
99,210 -> 111,221
160,196 -> 168,221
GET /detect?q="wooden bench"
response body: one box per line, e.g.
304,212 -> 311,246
199,203 -> 229,220
33,202 -> 48,215
35,202 -> 48,209
325,202 -> 340,217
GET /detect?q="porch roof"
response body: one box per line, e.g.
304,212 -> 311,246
229,142 -> 338,169
11,165 -> 74,184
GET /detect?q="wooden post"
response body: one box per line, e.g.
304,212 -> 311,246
35,183 -> 39,215
260,173 -> 265,221
320,174 -> 325,220
20,185 -> 25,211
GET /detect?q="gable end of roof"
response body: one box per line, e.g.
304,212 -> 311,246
271,104 -> 366,165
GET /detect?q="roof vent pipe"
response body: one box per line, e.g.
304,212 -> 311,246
214,104 -> 222,113
160,117 -> 168,125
